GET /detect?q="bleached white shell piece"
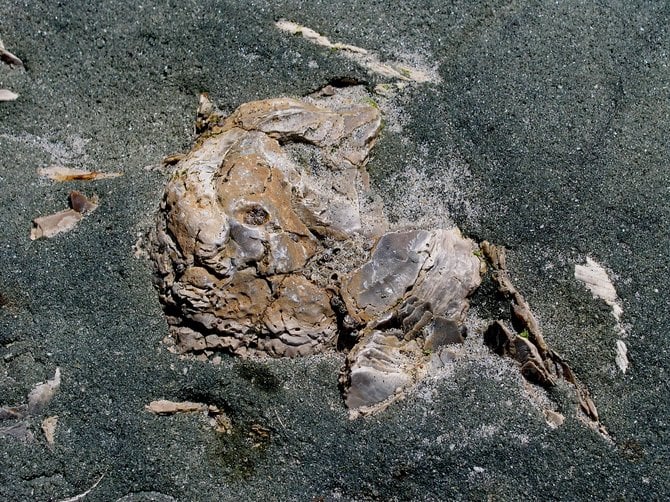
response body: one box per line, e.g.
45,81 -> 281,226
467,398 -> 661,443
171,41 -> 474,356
616,340 -> 629,374
0,89 -> 18,101
575,257 -> 630,374
574,257 -> 621,319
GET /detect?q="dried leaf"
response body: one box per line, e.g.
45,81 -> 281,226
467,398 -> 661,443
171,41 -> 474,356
42,415 -> 58,447
543,409 -> 565,428
275,20 -> 437,84
145,400 -> 209,415
0,89 -> 18,101
38,165 -> 122,182
27,367 -> 61,414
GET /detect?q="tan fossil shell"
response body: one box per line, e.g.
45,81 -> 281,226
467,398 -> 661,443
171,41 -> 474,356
151,88 -> 387,358
150,89 -> 604,432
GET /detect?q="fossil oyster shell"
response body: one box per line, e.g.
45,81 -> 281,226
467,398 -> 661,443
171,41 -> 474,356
150,91 -> 604,431
339,229 -> 482,414
151,88 -> 386,357
480,241 -> 609,437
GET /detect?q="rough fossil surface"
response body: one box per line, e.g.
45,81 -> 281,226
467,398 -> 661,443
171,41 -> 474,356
152,87 -> 389,359
151,87 -> 482,414
340,229 -> 481,414
480,242 -> 609,438
150,88 -> 604,427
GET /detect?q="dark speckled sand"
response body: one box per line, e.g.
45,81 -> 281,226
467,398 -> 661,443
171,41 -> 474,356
1,1 -> 668,500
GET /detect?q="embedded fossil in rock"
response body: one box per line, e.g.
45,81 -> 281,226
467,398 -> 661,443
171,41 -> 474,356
340,229 -> 481,414
151,87 -> 388,358
150,88 -> 607,431
150,86 -> 480,414
480,242 -> 609,437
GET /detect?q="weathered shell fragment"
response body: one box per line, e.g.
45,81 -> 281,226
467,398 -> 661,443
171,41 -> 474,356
0,89 -> 18,101
574,257 -> 629,374
340,229 -> 482,414
481,242 -> 610,438
0,38 -> 23,67
151,88 -> 385,358
38,165 -> 122,182
30,191 -> 98,240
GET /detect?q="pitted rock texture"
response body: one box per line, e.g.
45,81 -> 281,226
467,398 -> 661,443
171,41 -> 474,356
151,88 -> 387,358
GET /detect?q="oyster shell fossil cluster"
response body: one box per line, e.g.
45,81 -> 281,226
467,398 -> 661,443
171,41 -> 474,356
150,87 -> 482,412
150,87 -> 605,431
152,88 -> 385,356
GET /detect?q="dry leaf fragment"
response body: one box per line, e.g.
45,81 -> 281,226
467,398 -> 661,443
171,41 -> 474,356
145,400 -> 209,415
211,413 -> 233,434
0,38 -> 23,67
30,192 -> 98,240
38,165 -> 122,182
543,409 -> 565,428
27,367 -> 61,414
0,89 -> 18,101
31,209 -> 83,240
42,415 -> 58,447
275,20 -> 437,83
146,400 -> 233,434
